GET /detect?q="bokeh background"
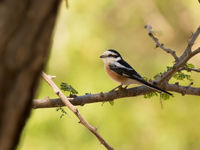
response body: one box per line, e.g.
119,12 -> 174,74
18,0 -> 200,150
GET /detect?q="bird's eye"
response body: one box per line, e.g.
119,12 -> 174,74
108,54 -> 118,58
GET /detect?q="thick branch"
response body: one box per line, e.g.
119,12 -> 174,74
41,72 -> 114,150
33,83 -> 200,108
33,86 -> 153,108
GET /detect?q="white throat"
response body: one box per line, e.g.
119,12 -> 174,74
102,57 -> 121,64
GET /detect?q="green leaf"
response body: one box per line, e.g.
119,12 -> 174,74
160,93 -> 170,100
166,66 -> 173,71
144,92 -> 158,99
109,101 -> 114,106
56,107 -> 67,119
153,73 -> 162,79
60,82 -> 78,95
143,76 -> 149,81
186,63 -> 195,69
173,72 -> 193,81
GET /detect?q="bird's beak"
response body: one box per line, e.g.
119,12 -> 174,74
100,55 -> 104,58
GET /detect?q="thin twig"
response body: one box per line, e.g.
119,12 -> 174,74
145,23 -> 179,62
155,25 -> 200,83
185,26 -> 200,53
192,47 -> 200,56
41,72 -> 114,150
181,67 -> 200,73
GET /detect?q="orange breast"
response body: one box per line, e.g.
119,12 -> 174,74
104,64 -> 127,84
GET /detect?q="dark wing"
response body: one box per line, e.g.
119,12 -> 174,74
109,59 -> 143,80
109,60 -> 172,96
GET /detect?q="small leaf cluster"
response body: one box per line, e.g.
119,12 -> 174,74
56,107 -> 67,119
60,82 -> 78,95
109,101 -> 114,106
173,72 -> 193,81
173,63 -> 195,82
145,63 -> 195,100
154,63 -> 195,82
56,82 -> 78,119
186,63 -> 195,69
144,92 -> 171,100
144,92 -> 158,99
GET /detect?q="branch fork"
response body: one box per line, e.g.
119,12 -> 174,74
41,72 -> 114,150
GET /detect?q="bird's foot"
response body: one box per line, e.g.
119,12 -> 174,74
109,85 -> 128,92
109,85 -> 122,92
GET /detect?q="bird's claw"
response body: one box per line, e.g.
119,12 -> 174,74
109,85 -> 128,92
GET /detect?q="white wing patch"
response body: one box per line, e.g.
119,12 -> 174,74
122,73 -> 130,77
113,62 -> 133,70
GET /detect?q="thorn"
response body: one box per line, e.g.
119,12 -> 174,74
175,82 -> 179,86
181,92 -> 185,96
148,32 -> 152,36
69,94 -> 77,98
190,32 -> 194,39
99,92 -> 104,98
80,103 -> 85,106
44,96 -> 49,101
48,75 -> 56,79
51,75 -> 56,79
153,81 -> 158,85
187,82 -> 193,88
75,108 -> 79,113
145,23 -> 152,34
156,44 -> 159,48
85,93 -> 91,95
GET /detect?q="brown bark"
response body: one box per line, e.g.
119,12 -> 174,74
0,0 -> 60,150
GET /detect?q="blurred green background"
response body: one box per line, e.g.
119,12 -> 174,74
18,0 -> 200,150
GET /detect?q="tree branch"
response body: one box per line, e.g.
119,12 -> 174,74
166,83 -> 200,96
145,23 -> 179,62
154,25 -> 200,84
41,72 -> 114,150
33,82 -> 200,108
181,67 -> 200,73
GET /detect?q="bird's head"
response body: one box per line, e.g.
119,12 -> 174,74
100,49 -> 122,63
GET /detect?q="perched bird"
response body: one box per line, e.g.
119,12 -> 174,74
100,49 -> 172,95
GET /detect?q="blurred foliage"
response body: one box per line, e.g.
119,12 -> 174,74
144,92 -> 172,100
56,107 -> 67,119
173,71 -> 193,81
60,82 -> 78,95
18,0 -> 200,150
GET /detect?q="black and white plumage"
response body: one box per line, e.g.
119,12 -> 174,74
100,49 -> 172,95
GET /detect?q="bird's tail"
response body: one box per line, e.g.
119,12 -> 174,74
139,79 -> 173,96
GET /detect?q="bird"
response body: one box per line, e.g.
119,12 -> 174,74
100,49 -> 172,95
